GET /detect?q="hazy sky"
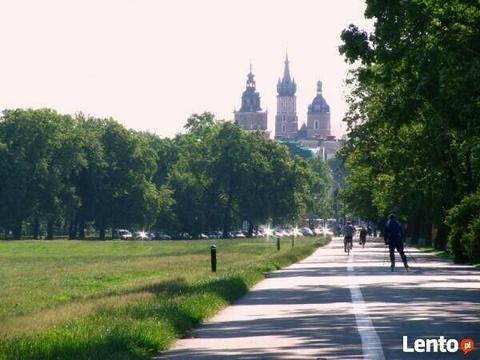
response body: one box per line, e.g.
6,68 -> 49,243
0,0 -> 373,138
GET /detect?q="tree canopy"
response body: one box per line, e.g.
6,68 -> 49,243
339,0 -> 480,262
0,110 -> 334,240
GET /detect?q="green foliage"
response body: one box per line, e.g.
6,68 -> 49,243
445,191 -> 480,264
305,157 -> 334,219
339,0 -> 480,255
0,110 -> 331,239
281,141 -> 313,159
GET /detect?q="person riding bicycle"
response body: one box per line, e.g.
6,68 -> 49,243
384,213 -> 409,272
359,226 -> 367,247
343,221 -> 355,252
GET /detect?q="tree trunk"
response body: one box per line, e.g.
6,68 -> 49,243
408,213 -> 423,245
222,183 -> 234,238
78,216 -> 85,239
99,227 -> 106,240
99,218 -> 106,240
247,221 -> 255,238
111,228 -> 115,239
13,222 -> 22,239
465,147 -> 474,194
424,222 -> 433,247
434,222 -> 449,250
33,217 -> 40,240
68,217 -> 77,239
46,219 -> 54,240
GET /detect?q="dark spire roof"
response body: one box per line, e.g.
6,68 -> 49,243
308,81 -> 330,114
238,64 -> 262,112
277,53 -> 297,96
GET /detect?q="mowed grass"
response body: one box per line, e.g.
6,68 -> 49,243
0,236 -> 328,359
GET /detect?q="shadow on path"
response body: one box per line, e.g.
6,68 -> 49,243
158,237 -> 480,360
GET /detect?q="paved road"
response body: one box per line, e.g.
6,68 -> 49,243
158,237 -> 480,359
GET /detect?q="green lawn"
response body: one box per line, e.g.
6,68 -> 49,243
0,236 -> 328,359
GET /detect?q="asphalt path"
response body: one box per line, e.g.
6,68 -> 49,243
158,237 -> 480,359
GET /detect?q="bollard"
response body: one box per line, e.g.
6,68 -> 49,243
291,235 -> 295,248
277,237 -> 280,251
210,244 -> 217,272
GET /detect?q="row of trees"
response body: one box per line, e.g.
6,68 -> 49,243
0,109 -> 333,240
338,0 -> 480,262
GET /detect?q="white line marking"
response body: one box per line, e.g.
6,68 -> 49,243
348,252 -> 386,360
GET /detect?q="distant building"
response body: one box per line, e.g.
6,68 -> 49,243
306,81 -> 331,139
234,65 -> 268,135
233,54 -> 343,160
274,54 -> 298,140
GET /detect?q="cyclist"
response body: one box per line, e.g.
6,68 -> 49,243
359,226 -> 367,247
343,221 -> 355,252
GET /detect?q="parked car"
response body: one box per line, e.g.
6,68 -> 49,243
323,227 -> 334,236
207,231 -> 222,239
313,228 -> 323,236
177,232 -> 192,240
231,230 -> 246,238
117,229 -> 133,240
134,231 -> 150,240
283,228 -> 294,237
300,227 -> 314,236
153,232 -> 171,240
293,228 -> 303,237
274,228 -> 286,237
198,233 -> 209,240
255,230 -> 267,238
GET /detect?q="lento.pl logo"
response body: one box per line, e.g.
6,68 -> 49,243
403,336 -> 477,355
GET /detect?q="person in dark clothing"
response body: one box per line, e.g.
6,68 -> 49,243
359,226 -> 367,247
384,213 -> 409,271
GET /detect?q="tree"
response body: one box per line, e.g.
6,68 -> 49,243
339,0 -> 480,253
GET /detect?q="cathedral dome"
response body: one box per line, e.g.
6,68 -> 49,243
308,81 -> 330,114
239,65 -> 262,112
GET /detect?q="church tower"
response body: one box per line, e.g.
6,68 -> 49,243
234,64 -> 268,134
306,80 -> 331,139
275,54 -> 298,140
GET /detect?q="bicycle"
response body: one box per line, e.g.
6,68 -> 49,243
344,236 -> 353,255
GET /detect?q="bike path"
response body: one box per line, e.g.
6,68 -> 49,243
158,237 -> 480,359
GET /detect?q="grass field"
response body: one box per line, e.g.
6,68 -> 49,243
0,236 -> 328,359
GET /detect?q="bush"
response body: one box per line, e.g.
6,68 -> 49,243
446,191 -> 480,264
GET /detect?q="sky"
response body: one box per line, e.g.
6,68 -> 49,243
0,0 -> 373,138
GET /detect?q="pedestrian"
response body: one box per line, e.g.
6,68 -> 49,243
384,213 -> 409,272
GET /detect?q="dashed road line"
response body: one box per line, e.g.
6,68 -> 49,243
348,251 -> 386,360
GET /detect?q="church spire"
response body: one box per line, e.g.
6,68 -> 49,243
277,53 -> 297,96
283,52 -> 291,82
246,63 -> 256,90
